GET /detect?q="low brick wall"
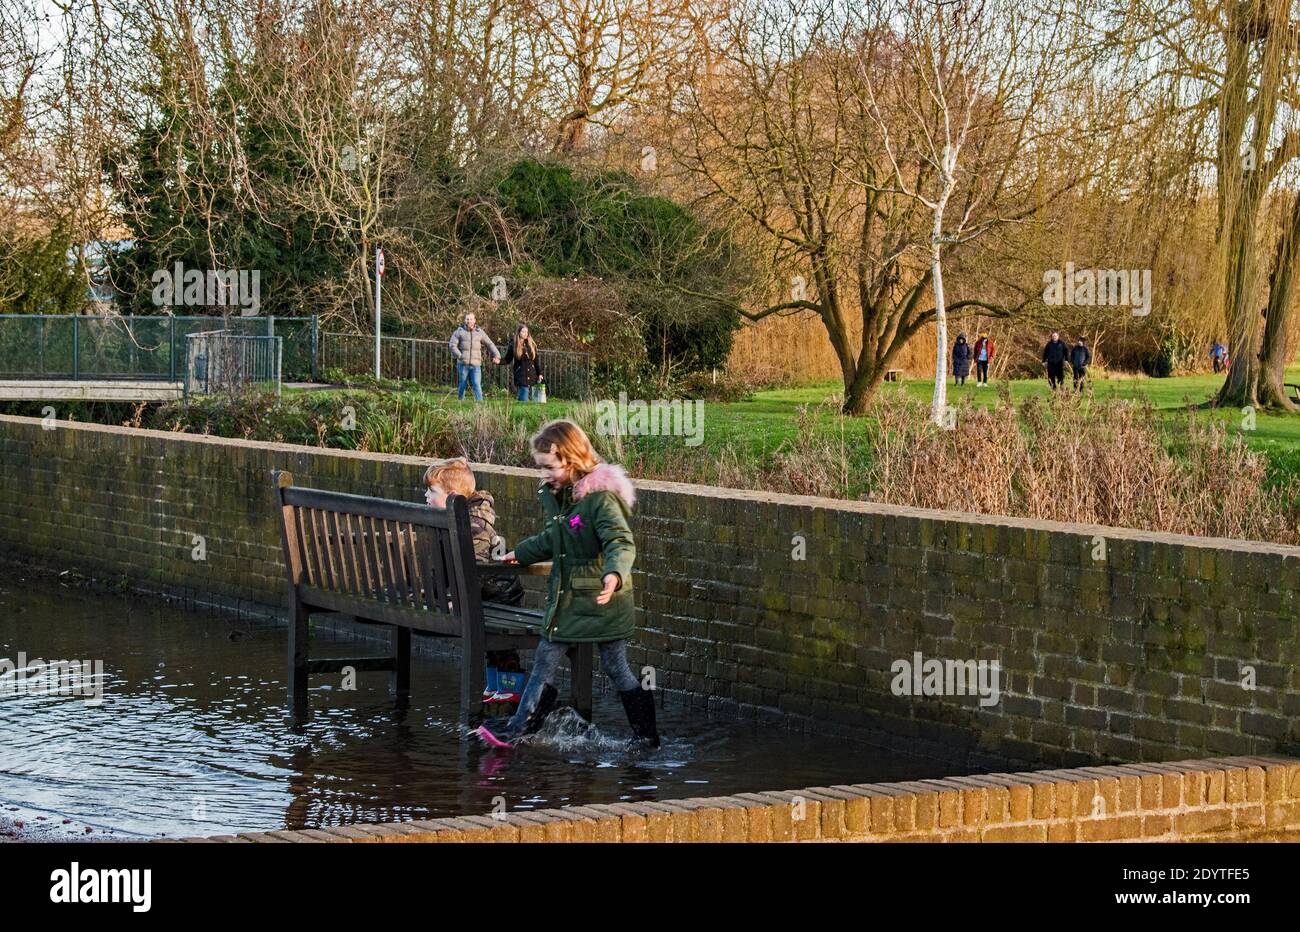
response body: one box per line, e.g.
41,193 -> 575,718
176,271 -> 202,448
2,414 -> 1299,771
165,755 -> 1300,843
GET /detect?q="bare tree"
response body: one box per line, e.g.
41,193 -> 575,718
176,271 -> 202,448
528,0 -> 701,152
859,0 -> 1089,423
673,0 -> 1096,413
1093,0 -> 1300,408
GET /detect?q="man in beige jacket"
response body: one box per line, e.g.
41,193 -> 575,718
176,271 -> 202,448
449,312 -> 501,400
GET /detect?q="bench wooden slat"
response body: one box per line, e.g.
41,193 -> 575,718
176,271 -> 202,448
328,511 -> 351,594
341,511 -> 364,597
299,585 -> 462,634
316,509 -> 339,591
309,509 -> 330,590
432,532 -> 453,612
482,604 -> 546,630
363,514 -> 390,605
282,485 -> 455,526
415,525 -> 436,612
397,522 -> 418,603
379,517 -> 400,603
294,506 -> 317,587
351,509 -> 377,595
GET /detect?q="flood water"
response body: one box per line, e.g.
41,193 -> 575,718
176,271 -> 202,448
0,572 -> 967,840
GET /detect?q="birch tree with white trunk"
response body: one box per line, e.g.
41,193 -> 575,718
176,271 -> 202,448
858,0 -> 1087,425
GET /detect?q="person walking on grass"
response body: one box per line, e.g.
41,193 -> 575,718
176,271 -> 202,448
449,312 -> 500,401
499,324 -> 544,402
1042,330 -> 1069,390
479,419 -> 659,749
972,332 -> 995,386
952,333 -> 973,386
1070,337 -> 1092,391
1211,340 -> 1227,374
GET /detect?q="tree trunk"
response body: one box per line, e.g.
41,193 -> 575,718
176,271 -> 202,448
844,361 -> 885,415
930,241 -> 948,426
1259,191 -> 1300,410
1215,178 -> 1265,407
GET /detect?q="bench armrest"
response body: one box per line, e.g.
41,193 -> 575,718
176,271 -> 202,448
477,561 -> 553,576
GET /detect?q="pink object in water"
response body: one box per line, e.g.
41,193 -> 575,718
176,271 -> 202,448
475,725 -> 515,748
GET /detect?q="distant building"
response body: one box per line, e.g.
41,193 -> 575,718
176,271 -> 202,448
69,239 -> 134,310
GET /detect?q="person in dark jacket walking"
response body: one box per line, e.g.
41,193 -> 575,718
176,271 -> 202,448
972,333 -> 995,385
951,333 -> 973,385
499,324 -> 544,401
1070,337 -> 1092,390
1042,331 -> 1069,390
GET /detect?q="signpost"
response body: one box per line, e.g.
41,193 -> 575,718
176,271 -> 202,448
374,247 -> 385,379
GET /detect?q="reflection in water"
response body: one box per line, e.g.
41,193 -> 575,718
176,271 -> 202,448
0,574 -> 965,838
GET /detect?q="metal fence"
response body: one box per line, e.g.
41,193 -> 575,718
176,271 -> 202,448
0,314 -> 591,398
183,330 -> 283,400
0,314 -> 318,382
317,332 -> 591,399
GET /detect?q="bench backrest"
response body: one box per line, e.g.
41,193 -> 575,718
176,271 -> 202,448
272,470 -> 483,629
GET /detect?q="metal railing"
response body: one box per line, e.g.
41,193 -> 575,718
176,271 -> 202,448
183,330 -> 283,400
0,314 -> 590,398
317,332 -> 591,399
0,314 -> 318,382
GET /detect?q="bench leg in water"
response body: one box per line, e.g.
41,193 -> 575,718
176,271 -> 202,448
460,619 -> 485,727
288,602 -> 309,721
392,626 -> 411,702
569,644 -> 593,721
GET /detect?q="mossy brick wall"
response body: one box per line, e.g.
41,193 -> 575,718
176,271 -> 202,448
171,755 -> 1300,843
3,414 -> 1299,771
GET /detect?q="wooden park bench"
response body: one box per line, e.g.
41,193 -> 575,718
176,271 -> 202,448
272,471 -> 592,723
883,368 -> 904,382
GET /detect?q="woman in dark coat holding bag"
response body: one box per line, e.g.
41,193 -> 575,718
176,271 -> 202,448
952,333 -> 973,386
499,324 -> 544,401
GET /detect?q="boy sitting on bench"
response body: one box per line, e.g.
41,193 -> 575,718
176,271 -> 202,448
424,458 -> 526,701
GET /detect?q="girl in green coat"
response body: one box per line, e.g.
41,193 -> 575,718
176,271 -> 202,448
477,419 -> 659,748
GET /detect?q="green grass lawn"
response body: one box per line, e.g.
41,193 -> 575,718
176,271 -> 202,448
284,365 -> 1300,476
713,367 -> 1300,456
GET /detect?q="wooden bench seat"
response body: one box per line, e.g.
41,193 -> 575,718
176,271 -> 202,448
272,470 -> 591,723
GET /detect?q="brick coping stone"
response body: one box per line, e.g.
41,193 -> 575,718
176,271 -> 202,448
160,755 -> 1300,843
5,413 -> 1300,557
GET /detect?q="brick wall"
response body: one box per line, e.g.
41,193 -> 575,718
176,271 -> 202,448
2,414 -> 1299,771
167,755 -> 1300,843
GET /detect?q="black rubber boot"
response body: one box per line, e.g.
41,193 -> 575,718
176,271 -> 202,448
519,683 -> 560,736
479,682 -> 559,745
619,687 -> 660,748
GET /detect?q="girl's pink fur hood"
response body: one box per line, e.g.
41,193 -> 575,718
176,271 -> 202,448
572,463 -> 636,510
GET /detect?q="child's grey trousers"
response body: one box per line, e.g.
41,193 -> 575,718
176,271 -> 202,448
507,637 -> 640,731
